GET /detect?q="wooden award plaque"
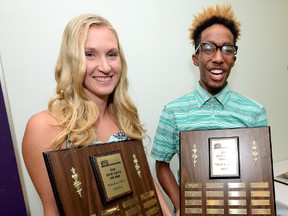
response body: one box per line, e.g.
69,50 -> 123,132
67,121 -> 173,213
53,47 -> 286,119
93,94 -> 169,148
43,140 -> 163,216
180,126 -> 276,215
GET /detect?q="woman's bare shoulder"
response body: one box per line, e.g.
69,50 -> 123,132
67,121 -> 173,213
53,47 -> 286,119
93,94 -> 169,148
27,110 -> 57,126
23,110 -> 62,150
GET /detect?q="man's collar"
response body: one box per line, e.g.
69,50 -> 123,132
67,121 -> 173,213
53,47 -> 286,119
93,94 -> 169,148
195,82 -> 231,107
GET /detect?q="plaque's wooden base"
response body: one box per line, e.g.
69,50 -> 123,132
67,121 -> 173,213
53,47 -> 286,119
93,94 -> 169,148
180,127 -> 276,215
44,140 -> 163,216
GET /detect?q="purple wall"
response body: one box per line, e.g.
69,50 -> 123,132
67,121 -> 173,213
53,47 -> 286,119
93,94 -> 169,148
0,82 -> 27,215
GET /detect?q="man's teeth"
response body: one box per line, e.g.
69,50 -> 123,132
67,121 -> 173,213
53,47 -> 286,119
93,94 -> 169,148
211,69 -> 223,75
96,77 -> 111,82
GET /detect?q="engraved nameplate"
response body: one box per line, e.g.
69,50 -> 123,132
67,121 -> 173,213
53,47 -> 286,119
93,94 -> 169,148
185,200 -> 202,205
229,208 -> 247,214
206,200 -> 224,206
206,191 -> 224,197
90,152 -> 131,203
185,183 -> 202,189
206,183 -> 224,188
146,207 -> 159,216
143,198 -> 157,208
250,182 -> 269,188
251,199 -> 270,206
125,205 -> 141,216
101,205 -> 120,216
228,199 -> 246,206
251,191 -> 270,197
185,191 -> 202,197
185,208 -> 202,214
140,190 -> 155,200
207,208 -> 224,214
252,208 -> 271,214
122,197 -> 139,208
228,191 -> 246,197
228,182 -> 246,189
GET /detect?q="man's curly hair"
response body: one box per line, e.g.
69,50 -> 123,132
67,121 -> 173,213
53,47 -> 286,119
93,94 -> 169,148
189,4 -> 241,48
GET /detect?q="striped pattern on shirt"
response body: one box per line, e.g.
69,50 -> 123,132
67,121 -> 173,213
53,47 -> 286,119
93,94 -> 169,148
151,83 -> 268,162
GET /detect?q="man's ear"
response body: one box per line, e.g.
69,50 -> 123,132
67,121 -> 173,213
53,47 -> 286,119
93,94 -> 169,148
231,56 -> 237,67
192,54 -> 199,66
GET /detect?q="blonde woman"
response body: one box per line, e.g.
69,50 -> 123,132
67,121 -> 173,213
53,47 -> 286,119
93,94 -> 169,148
22,14 -> 172,216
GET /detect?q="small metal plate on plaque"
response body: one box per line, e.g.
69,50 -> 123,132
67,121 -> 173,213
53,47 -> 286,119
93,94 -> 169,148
101,205 -> 120,216
228,182 -> 246,189
206,191 -> 224,197
125,205 -> 141,216
229,208 -> 247,215
122,197 -> 139,208
250,182 -> 269,188
206,183 -> 224,189
185,191 -> 202,197
185,208 -> 202,214
206,199 -> 224,206
146,207 -> 160,216
185,183 -> 202,189
228,199 -> 246,206
251,199 -> 270,206
228,191 -> 246,197
90,151 -> 132,204
185,200 -> 202,206
207,208 -> 224,214
251,191 -> 270,197
251,208 -> 271,214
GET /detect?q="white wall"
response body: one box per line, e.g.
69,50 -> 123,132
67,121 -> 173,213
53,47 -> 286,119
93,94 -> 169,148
0,0 -> 287,215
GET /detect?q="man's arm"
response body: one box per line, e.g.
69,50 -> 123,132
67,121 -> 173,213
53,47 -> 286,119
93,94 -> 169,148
156,160 -> 180,212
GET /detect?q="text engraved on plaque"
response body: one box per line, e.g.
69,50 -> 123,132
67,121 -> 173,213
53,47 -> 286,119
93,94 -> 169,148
185,200 -> 202,206
229,208 -> 247,215
251,191 -> 270,197
206,191 -> 224,197
91,152 -> 131,203
185,191 -> 202,197
185,208 -> 202,214
251,199 -> 270,206
207,208 -> 224,214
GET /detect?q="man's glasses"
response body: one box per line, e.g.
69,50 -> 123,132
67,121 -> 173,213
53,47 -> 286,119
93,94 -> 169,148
195,42 -> 238,58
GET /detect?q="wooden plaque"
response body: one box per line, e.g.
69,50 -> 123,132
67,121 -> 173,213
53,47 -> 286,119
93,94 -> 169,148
180,127 -> 276,215
43,140 -> 163,216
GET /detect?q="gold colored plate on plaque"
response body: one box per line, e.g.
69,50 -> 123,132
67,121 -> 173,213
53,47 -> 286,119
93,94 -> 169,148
185,208 -> 202,214
206,208 -> 224,214
146,207 -> 160,216
228,199 -> 246,206
140,190 -> 155,200
206,191 -> 224,197
206,199 -> 224,206
185,183 -> 202,189
251,191 -> 270,197
228,191 -> 246,197
251,208 -> 271,214
101,205 -> 120,216
185,200 -> 202,206
251,199 -> 270,206
185,191 -> 202,197
125,205 -> 141,216
143,198 -> 157,208
206,183 -> 224,189
229,208 -> 247,214
250,182 -> 269,188
228,182 -> 246,189
122,197 -> 139,208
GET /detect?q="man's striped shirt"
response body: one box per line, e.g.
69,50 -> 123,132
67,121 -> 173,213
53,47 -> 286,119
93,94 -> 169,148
151,82 -> 268,162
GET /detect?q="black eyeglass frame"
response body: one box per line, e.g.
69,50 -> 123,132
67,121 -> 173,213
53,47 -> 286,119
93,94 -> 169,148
195,42 -> 238,57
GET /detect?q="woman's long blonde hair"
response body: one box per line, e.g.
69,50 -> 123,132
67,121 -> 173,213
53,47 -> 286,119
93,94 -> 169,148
48,14 -> 144,149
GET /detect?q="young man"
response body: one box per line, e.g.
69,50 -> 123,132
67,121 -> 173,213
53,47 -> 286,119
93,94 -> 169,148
151,4 -> 268,214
